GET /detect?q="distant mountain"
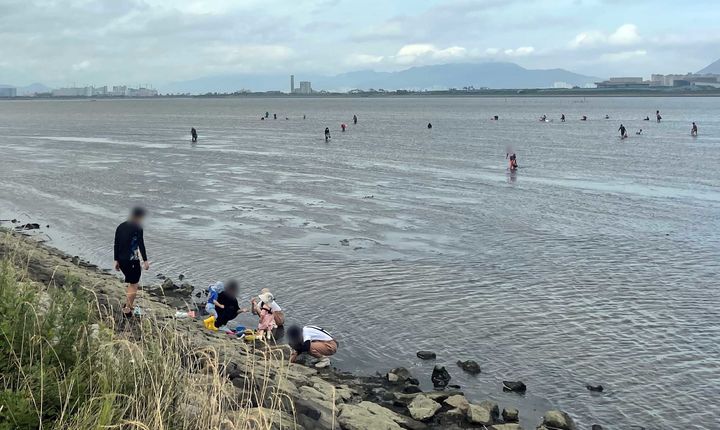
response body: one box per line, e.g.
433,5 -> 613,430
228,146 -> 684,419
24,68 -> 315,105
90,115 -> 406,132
0,83 -> 51,96
161,62 -> 599,94
698,58 -> 720,74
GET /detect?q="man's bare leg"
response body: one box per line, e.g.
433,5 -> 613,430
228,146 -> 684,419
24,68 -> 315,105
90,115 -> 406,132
124,283 -> 139,314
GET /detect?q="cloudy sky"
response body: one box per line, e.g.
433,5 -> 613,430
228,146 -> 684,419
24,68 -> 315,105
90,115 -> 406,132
1,0 -> 718,86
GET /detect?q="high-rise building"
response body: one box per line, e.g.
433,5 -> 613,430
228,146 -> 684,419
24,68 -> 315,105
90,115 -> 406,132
0,87 -> 17,97
298,81 -> 312,94
290,75 -> 295,94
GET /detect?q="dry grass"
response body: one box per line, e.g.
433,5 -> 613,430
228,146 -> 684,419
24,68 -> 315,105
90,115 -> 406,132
0,239 -> 298,430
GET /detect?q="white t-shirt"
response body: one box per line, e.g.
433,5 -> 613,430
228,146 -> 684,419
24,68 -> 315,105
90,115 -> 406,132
270,302 -> 282,312
303,326 -> 334,342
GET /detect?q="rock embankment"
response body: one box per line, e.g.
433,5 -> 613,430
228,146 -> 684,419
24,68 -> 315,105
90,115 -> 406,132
0,228 -> 584,430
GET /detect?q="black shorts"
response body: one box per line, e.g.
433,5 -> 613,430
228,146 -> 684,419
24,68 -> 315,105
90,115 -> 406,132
118,260 -> 141,284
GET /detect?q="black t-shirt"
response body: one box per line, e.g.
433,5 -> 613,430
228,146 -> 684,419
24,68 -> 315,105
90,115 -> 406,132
215,291 -> 240,327
114,221 -> 147,261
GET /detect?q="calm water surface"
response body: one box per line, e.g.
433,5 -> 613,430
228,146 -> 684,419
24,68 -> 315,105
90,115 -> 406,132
1,97 -> 719,429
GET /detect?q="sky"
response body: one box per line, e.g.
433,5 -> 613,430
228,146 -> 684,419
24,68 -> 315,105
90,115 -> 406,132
1,0 -> 718,87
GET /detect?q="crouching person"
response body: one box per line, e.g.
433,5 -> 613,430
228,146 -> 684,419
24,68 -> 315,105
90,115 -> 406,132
203,280 -> 246,331
288,325 -> 338,369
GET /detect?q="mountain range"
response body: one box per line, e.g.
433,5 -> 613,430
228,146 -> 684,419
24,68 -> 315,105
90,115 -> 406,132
162,62 -> 600,94
5,58 -> 719,95
698,58 -> 720,74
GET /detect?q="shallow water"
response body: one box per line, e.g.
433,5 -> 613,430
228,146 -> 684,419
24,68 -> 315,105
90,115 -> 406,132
1,97 -> 719,429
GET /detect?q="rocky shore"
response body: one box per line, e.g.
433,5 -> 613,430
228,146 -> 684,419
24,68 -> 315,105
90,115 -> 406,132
0,225 -> 588,430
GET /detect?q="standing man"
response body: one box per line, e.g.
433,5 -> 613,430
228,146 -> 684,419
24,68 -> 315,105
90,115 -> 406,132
191,127 -> 198,143
618,124 -> 627,139
114,207 -> 149,317
353,114 -> 358,125
691,122 -> 698,136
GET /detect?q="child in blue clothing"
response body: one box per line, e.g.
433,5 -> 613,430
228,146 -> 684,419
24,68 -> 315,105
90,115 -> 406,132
205,281 -> 225,317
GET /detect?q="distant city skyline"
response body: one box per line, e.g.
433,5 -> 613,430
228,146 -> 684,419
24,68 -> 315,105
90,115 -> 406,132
1,0 -> 718,87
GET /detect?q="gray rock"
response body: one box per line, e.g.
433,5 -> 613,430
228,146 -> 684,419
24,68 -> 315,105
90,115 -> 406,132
431,365 -> 451,388
456,360 -> 481,375
468,403 -> 496,426
403,385 -> 422,394
539,410 -> 577,430
502,407 -> 519,423
591,425 -> 604,430
161,278 -> 176,290
439,408 -> 466,426
387,367 -> 413,384
407,394 -> 442,421
479,400 -> 499,422
394,390 -> 463,406
416,350 -> 436,360
491,424 -> 524,430
444,394 -> 469,412
503,380 -> 527,393
338,402 -> 426,430
586,384 -> 604,392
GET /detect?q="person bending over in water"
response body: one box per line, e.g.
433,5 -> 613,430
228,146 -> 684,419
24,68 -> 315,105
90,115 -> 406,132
644,116 -> 650,121
114,207 -> 149,318
618,124 -> 627,139
581,115 -> 588,121
506,153 -> 518,170
691,122 -> 698,136
656,110 -> 662,123
427,122 -> 432,129
324,127 -> 331,142
636,129 -> 643,135
191,127 -> 198,143
561,114 -> 566,122
288,325 -> 338,368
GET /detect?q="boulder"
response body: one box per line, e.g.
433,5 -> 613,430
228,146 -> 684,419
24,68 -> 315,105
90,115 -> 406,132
502,407 -> 519,423
502,381 -> 527,393
491,424 -> 524,430
431,365 -> 451,388
417,350 -> 437,360
538,410 -> 576,430
478,400 -> 499,422
456,360 -> 481,375
468,403 -> 496,426
178,282 -> 194,294
586,384 -> 604,392
407,394 -> 442,421
443,394 -> 469,412
591,425 -> 604,430
387,367 -> 413,384
439,408 -> 467,426
394,390 -> 463,406
338,402 -> 426,430
161,278 -> 176,290
403,385 -> 422,394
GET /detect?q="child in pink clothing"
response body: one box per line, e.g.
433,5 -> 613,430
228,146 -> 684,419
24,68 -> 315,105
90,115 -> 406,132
253,291 -> 277,339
